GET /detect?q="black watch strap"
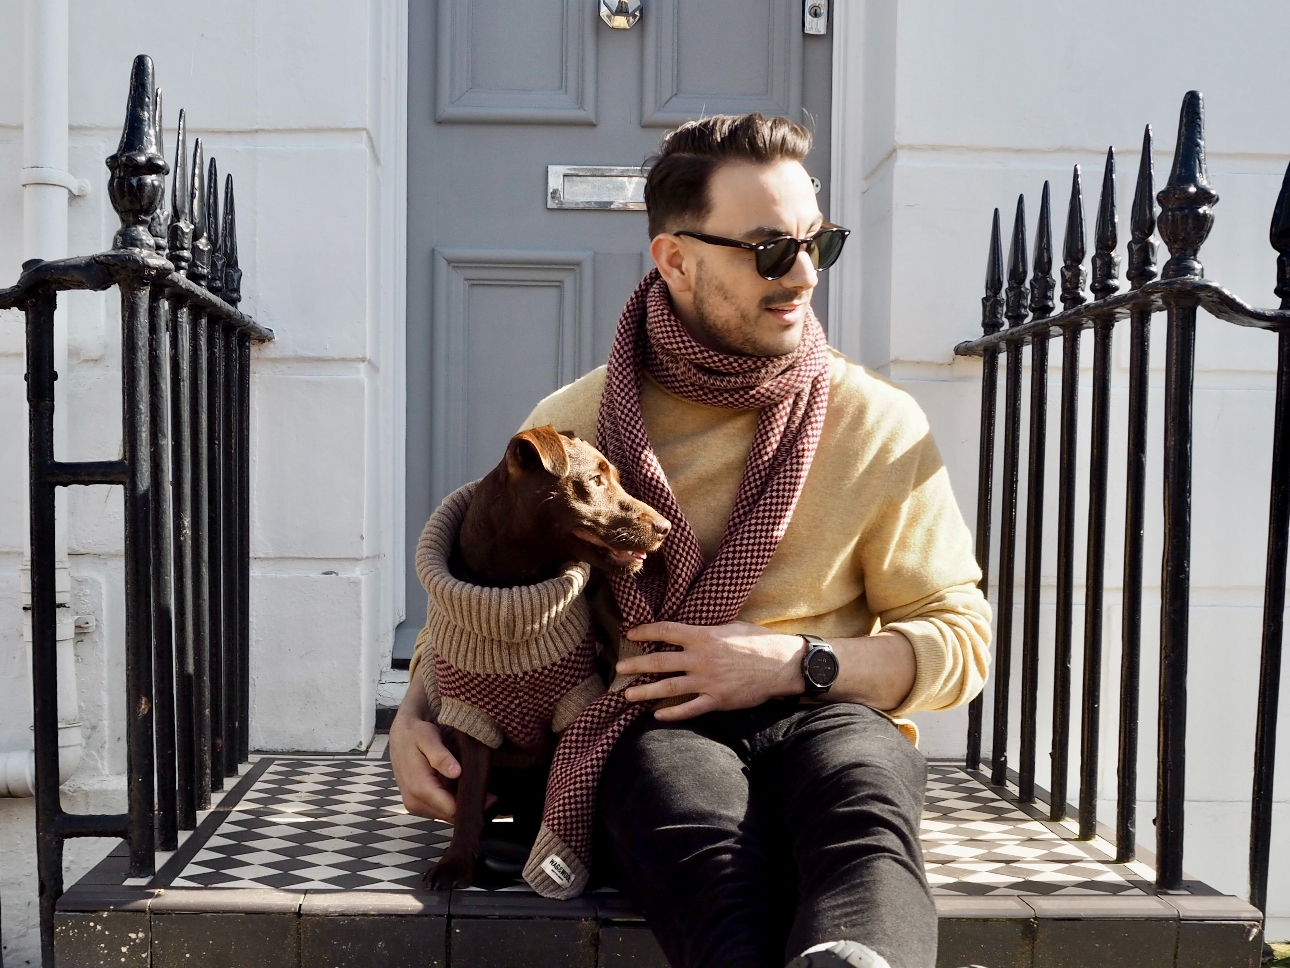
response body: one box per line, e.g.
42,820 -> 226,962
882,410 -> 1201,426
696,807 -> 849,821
800,634 -> 839,697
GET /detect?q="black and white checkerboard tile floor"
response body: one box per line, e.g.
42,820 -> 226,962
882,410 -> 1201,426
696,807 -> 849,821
163,759 -> 453,890
922,763 -> 1154,896
153,757 -> 1156,897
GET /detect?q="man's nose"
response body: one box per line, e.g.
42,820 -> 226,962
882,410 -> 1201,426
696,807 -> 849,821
781,247 -> 818,291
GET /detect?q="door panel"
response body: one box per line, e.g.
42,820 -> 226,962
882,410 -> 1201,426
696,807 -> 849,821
436,0 -> 597,123
431,249 -> 595,497
642,0 -> 802,125
400,1 -> 833,660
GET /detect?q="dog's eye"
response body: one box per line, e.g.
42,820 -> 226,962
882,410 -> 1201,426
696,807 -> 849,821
591,474 -> 604,487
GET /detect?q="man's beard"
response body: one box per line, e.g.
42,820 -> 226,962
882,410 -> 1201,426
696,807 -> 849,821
688,258 -> 805,358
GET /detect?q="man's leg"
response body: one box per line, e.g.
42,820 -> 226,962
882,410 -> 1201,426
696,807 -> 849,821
760,704 -> 934,968
597,714 -> 794,968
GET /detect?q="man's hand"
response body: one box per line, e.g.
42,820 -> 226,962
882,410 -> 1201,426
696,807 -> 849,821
617,621 -> 806,722
617,621 -> 919,721
389,671 -> 496,822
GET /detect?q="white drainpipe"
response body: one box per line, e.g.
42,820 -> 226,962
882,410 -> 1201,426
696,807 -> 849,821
3,0 -> 86,798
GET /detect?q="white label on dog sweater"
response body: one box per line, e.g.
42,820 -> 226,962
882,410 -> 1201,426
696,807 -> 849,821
542,853 -> 574,888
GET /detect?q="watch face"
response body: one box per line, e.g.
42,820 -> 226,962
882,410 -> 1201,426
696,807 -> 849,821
806,647 -> 839,687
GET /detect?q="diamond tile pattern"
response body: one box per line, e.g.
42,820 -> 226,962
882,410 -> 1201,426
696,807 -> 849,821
170,760 -> 452,890
163,758 -> 1153,897
923,764 -> 1149,897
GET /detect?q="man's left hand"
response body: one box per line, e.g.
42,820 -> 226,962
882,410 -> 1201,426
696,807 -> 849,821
617,621 -> 806,721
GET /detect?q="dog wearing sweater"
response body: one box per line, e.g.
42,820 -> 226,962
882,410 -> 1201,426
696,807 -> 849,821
421,425 -> 670,889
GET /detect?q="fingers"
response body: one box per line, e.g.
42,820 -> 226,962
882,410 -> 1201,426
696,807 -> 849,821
420,729 -> 461,780
624,673 -> 697,703
390,717 -> 461,822
654,694 -> 719,722
403,786 -> 457,824
625,621 -> 708,646
616,649 -> 693,677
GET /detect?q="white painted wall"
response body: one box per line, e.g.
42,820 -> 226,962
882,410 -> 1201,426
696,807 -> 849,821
0,2 -> 406,962
831,0 -> 1290,938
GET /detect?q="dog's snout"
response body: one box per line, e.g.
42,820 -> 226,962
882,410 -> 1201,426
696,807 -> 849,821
653,517 -> 671,538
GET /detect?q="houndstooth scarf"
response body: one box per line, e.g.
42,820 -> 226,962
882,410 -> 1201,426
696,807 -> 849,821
522,269 -> 830,897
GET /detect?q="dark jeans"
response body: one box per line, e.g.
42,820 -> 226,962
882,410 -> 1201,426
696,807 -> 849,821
595,700 -> 935,968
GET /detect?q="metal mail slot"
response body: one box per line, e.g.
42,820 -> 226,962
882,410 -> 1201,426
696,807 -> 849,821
547,165 -> 647,211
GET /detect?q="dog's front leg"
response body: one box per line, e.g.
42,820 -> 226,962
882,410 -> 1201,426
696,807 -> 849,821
425,732 -> 492,890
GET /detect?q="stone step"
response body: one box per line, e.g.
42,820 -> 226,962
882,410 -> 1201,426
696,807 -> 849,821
52,754 -> 1264,968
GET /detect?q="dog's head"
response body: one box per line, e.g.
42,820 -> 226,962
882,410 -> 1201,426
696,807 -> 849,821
503,426 -> 670,575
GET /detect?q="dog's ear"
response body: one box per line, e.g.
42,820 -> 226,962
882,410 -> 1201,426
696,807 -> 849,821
558,429 -> 579,441
506,426 -> 570,478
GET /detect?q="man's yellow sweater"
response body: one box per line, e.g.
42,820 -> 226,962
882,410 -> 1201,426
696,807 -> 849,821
412,349 -> 990,741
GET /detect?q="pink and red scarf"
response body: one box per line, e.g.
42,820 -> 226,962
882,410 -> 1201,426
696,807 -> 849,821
522,269 -> 830,897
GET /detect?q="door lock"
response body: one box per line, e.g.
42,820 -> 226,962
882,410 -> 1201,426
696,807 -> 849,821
600,0 -> 641,29
804,0 -> 828,35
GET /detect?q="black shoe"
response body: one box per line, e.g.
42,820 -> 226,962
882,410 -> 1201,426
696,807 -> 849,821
785,941 -> 891,968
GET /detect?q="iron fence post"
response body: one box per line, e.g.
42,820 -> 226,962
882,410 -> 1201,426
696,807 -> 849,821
1249,160 -> 1290,916
967,209 -> 1004,772
1051,165 -> 1087,821
1117,125 -> 1157,862
26,280 -> 63,968
1020,184 -> 1053,804
1078,148 -> 1121,840
1154,91 -> 1216,891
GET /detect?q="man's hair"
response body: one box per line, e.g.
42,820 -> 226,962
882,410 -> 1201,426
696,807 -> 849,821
643,113 -> 812,238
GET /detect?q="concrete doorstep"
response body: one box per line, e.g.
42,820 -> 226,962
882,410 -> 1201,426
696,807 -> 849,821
49,754 -> 1265,968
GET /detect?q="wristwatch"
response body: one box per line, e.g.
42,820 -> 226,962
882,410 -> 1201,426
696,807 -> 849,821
800,634 -> 839,697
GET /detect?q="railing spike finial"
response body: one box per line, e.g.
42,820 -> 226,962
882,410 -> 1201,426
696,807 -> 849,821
1127,125 -> 1158,291
1061,165 -> 1087,310
189,138 -> 210,287
1270,160 -> 1290,309
106,54 -> 169,253
207,157 -> 224,295
1004,194 -> 1029,328
1091,147 -> 1121,301
982,208 -> 1004,335
222,174 -> 242,306
1158,90 -> 1219,280
1030,181 -> 1055,320
148,88 -> 169,258
168,108 -> 193,272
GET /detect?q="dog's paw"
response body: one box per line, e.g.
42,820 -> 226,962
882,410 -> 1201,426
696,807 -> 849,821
425,851 -> 475,890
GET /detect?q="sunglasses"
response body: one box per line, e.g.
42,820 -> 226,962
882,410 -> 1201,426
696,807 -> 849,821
674,224 -> 850,281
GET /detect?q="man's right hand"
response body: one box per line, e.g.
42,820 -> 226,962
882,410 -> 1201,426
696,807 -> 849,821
390,670 -> 497,822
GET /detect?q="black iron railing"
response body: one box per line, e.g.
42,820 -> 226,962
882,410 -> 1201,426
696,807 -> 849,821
0,56 -> 273,964
957,91 -> 1287,918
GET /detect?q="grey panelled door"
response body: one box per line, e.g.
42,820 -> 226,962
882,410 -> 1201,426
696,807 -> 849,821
398,0 -> 835,662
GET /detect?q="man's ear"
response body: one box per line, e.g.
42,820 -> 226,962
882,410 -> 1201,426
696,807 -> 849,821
650,233 -> 693,294
505,425 -> 570,478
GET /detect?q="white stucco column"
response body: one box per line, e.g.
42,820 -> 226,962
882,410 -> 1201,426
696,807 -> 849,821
3,0 -> 84,797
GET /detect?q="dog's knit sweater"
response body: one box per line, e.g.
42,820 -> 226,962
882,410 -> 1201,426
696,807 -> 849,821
415,481 -> 604,755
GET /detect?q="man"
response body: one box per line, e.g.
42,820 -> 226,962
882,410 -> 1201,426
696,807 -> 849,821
392,114 -> 990,968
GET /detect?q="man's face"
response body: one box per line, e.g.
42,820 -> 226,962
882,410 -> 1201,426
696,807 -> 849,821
655,159 -> 823,358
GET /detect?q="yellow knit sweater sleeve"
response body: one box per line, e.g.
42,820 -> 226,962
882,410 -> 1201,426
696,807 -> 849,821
831,370 -> 991,717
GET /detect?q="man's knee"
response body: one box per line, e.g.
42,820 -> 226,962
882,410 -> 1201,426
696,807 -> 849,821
599,718 -> 749,828
780,704 -> 927,817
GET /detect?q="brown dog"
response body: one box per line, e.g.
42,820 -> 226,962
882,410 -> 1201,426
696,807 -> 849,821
425,425 -> 670,889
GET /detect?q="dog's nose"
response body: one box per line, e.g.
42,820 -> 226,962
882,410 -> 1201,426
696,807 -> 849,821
653,518 -> 672,538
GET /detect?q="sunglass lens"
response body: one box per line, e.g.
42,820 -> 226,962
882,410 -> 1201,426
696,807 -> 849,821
812,229 -> 847,271
756,238 -> 801,280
